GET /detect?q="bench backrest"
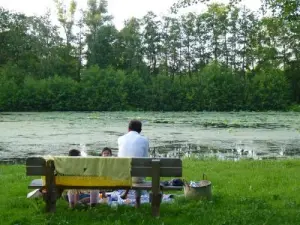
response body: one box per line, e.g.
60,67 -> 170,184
26,157 -> 182,178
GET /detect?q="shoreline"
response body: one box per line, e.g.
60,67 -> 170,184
1,108 -> 300,113
2,155 -> 300,165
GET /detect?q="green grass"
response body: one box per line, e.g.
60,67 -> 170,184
289,104 -> 300,112
1,159 -> 300,225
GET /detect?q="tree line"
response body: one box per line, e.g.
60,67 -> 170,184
0,0 -> 299,111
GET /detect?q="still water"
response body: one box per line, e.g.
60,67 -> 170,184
1,111 -> 300,163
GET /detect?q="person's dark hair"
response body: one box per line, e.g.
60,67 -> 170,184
128,120 -> 142,133
68,149 -> 81,156
101,147 -> 112,156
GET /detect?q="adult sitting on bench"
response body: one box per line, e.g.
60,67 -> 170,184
118,119 -> 149,205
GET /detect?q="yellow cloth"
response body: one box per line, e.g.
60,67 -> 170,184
41,156 -> 132,187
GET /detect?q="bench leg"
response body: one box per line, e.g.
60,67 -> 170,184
135,196 -> 141,208
150,192 -> 162,217
135,190 -> 141,208
45,161 -> 56,213
151,159 -> 161,217
57,188 -> 64,200
45,189 -> 57,213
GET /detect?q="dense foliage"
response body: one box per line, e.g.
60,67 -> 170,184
0,0 -> 299,111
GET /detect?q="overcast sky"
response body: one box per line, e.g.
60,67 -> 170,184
0,0 -> 262,30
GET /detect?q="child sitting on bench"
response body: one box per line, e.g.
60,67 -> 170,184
67,149 -> 84,208
67,147 -> 113,207
101,147 -> 112,157
67,149 -> 101,207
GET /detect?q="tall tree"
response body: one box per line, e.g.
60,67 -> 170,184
53,0 -> 79,80
261,0 -> 299,19
204,4 -> 229,62
86,24 -> 118,68
237,7 -> 257,74
194,13 -> 211,70
142,11 -> 161,75
159,16 -> 172,76
166,17 -> 182,77
227,6 -> 240,70
115,17 -> 145,72
74,9 -> 85,80
53,0 -> 77,46
181,13 -> 196,76
84,0 -> 114,68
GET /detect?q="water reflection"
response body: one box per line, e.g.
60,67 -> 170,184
149,142 -> 300,161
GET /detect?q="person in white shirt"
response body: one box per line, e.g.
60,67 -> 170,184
117,120 -> 149,205
117,120 -> 149,158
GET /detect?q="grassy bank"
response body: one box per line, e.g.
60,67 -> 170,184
289,104 -> 300,112
1,159 -> 300,225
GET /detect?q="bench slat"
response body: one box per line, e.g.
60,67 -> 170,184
131,167 -> 182,177
131,158 -> 182,167
28,179 -> 44,188
27,157 -> 182,166
26,157 -> 46,166
26,157 -> 182,168
26,167 -> 182,177
27,166 -> 47,176
28,180 -> 183,191
26,158 -> 182,177
132,182 -> 183,190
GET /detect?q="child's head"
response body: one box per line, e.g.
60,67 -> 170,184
101,147 -> 112,157
68,149 -> 81,156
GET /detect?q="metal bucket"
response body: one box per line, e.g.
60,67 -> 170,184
184,174 -> 212,200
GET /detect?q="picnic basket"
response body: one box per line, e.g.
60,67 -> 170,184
183,174 -> 212,200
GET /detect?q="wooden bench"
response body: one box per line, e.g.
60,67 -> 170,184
26,157 -> 183,217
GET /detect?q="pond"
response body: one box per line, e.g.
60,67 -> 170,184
1,111 -> 300,163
